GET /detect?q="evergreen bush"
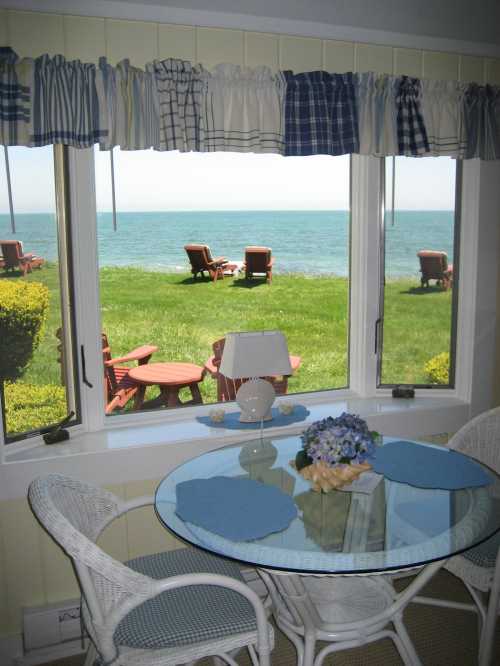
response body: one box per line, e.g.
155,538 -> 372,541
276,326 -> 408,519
424,351 -> 450,384
3,382 -> 66,435
0,280 -> 49,381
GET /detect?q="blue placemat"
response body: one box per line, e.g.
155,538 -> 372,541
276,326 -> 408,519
176,476 -> 298,541
197,405 -> 310,430
372,440 -> 493,489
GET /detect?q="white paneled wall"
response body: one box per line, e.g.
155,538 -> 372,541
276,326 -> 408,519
1,9 -> 499,82
0,480 -> 183,635
0,5 -> 499,641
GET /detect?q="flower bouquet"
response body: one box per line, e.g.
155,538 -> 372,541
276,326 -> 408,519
292,413 -> 379,492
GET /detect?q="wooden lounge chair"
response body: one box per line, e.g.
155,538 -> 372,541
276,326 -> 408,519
243,246 -> 274,284
417,250 -> 453,290
102,333 -> 158,414
184,244 -> 229,282
204,337 -> 301,403
0,240 -> 44,276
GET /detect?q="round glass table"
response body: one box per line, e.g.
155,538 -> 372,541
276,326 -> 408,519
155,434 -> 500,575
155,434 -> 500,666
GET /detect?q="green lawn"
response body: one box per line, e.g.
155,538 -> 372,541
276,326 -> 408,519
1,264 -> 452,433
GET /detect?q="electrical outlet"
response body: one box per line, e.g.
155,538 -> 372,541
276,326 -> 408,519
23,599 -> 82,651
58,607 -> 80,623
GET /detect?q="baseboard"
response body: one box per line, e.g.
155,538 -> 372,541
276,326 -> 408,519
0,633 -> 88,666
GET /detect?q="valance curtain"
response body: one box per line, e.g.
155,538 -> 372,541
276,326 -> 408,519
1,47 -> 500,160
283,71 -> 358,156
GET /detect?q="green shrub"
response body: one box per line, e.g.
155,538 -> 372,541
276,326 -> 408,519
424,351 -> 450,385
3,381 -> 66,435
0,280 -> 49,381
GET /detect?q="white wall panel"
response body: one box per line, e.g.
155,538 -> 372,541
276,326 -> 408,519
0,515 -> 9,636
279,36 -> 322,72
124,479 -> 182,559
355,43 -> 393,74
459,55 -> 485,83
323,40 -> 355,73
105,19 -> 158,67
485,59 -> 500,84
38,529 -> 79,603
158,24 -> 196,62
0,9 -> 7,45
64,16 -> 105,63
196,27 -> 244,68
7,10 -> 64,57
0,499 -> 45,634
244,32 -> 279,69
423,51 -> 459,80
394,48 -> 423,77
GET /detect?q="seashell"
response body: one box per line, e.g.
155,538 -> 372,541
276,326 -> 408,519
293,460 -> 371,492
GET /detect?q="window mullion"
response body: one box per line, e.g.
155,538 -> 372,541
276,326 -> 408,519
349,155 -> 382,396
67,147 -> 105,432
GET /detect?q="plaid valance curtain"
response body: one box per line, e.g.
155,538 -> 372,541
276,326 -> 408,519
1,46 -> 500,160
283,71 -> 358,156
150,58 -> 203,152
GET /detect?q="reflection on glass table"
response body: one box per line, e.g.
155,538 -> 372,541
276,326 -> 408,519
155,434 -> 500,666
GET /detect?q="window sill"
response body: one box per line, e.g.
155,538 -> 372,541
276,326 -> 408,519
0,392 -> 469,500
5,392 -> 468,461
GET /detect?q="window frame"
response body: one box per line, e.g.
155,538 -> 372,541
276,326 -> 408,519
376,156 -> 463,390
0,145 -> 82,444
0,150 -> 491,452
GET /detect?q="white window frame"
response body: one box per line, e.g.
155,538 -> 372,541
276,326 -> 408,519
2,150 -> 499,459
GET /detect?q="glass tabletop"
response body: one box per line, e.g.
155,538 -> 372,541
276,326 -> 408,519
155,434 -> 500,574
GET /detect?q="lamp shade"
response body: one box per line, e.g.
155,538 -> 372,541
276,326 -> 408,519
219,331 -> 293,379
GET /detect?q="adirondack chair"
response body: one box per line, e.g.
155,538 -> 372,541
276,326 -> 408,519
204,337 -> 301,402
184,244 -> 229,282
102,333 -> 158,414
417,250 -> 453,290
0,240 -> 44,276
243,246 -> 274,284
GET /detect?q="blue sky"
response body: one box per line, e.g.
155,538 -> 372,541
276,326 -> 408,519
0,146 -> 456,213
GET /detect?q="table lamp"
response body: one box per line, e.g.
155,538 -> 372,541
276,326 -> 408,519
219,331 -> 293,422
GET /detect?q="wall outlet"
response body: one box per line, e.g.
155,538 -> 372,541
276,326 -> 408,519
23,599 -> 82,651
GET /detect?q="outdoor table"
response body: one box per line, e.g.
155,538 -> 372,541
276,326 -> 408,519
128,361 -> 204,409
155,434 -> 500,665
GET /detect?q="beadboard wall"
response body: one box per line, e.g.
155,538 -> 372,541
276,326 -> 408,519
0,5 -> 497,643
0,9 -> 499,82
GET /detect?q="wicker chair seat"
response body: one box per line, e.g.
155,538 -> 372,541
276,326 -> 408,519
116,549 -> 258,649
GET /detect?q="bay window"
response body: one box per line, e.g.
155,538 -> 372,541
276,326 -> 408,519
0,146 -> 486,448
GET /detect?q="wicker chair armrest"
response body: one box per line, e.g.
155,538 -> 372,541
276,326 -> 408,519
105,345 -> 158,366
115,495 -> 155,517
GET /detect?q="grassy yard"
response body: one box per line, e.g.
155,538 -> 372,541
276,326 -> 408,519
1,264 -> 452,432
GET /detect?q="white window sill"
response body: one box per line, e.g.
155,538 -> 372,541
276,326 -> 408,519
5,392 -> 468,463
0,392 -> 470,501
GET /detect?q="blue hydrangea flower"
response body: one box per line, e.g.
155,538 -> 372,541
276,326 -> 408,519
301,413 -> 378,467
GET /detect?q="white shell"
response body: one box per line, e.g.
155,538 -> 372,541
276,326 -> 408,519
236,378 -> 275,421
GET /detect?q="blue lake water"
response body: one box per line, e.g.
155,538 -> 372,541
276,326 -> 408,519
0,209 -> 454,277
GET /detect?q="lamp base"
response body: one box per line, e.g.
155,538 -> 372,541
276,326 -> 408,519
235,378 -> 276,423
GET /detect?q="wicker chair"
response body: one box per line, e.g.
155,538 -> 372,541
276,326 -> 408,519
443,407 -> 500,666
28,474 -> 273,666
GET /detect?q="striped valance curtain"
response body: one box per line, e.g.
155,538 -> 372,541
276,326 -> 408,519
201,64 -> 285,154
1,47 -> 500,160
